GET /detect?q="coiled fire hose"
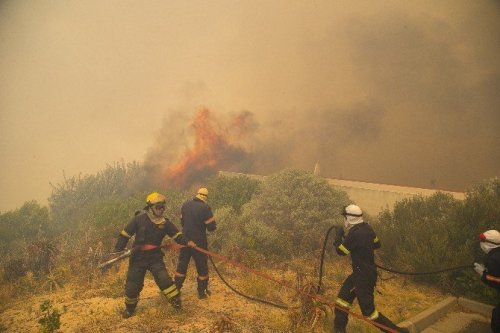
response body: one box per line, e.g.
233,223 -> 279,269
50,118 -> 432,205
316,225 -> 474,293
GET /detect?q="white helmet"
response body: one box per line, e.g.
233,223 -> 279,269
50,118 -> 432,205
480,230 -> 500,254
343,204 -> 363,217
342,204 -> 364,229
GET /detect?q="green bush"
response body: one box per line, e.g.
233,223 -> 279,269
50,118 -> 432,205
0,201 -> 51,253
48,161 -> 148,229
454,177 -> 500,259
206,174 -> 261,213
449,177 -> 500,302
237,169 -> 349,260
38,300 -> 61,333
209,207 -> 243,254
377,192 -> 463,280
376,178 -> 500,304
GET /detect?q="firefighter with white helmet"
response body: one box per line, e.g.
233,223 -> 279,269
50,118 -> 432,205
474,229 -> 500,333
114,192 -> 196,318
174,187 -> 217,299
332,204 -> 409,333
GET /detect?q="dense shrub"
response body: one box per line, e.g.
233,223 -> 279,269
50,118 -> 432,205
449,177 -> 500,302
206,174 -> 261,213
236,169 -> 349,261
377,192 -> 463,278
454,177 -> 500,259
48,162 -> 148,229
209,207 -> 244,255
376,178 -> 500,304
0,201 -> 51,253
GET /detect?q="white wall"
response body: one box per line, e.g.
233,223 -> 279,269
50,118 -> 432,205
219,171 -> 465,215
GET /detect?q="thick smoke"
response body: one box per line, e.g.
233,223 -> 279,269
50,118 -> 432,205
1,1 -> 499,211
144,1 -> 500,192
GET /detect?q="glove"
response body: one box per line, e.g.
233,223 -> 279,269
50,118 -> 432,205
473,262 -> 485,276
333,227 -> 345,247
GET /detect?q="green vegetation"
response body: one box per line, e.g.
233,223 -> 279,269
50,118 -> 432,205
0,162 -> 498,325
206,173 -> 261,213
376,177 -> 500,303
38,300 -> 61,333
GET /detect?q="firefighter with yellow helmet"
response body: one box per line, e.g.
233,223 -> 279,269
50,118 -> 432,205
114,192 -> 196,318
174,187 -> 217,299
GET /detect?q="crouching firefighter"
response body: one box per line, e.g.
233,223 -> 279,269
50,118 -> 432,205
332,204 -> 408,333
114,192 -> 197,318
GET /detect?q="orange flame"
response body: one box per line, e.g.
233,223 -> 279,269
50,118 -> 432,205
163,107 -> 253,188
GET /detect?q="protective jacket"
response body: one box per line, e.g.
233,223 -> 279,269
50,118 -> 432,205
482,247 -> 500,290
180,197 -> 216,247
336,222 -> 381,277
115,211 -> 189,254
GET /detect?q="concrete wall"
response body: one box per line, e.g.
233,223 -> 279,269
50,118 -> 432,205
218,171 -> 465,215
325,178 -> 465,215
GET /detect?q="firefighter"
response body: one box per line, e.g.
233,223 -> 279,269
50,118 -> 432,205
174,187 -> 217,299
114,192 -> 196,318
332,204 -> 409,333
474,229 -> 500,333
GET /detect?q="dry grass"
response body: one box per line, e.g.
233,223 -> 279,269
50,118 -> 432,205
0,255 -> 446,332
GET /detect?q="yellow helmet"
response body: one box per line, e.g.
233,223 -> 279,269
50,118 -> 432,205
146,192 -> 167,206
196,187 -> 209,202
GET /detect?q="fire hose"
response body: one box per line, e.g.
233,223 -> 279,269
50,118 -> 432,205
98,244 -> 289,308
316,225 -> 474,293
98,243 -> 402,333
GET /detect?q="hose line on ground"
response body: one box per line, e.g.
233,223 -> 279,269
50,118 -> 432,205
375,263 -> 473,275
209,256 -> 289,309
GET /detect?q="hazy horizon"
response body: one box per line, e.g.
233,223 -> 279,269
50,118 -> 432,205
1,1 -> 499,212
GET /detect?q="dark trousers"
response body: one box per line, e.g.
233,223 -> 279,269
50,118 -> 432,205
125,253 -> 175,309
493,302 -> 500,333
175,246 -> 209,292
334,273 -> 376,329
176,246 -> 209,276
333,272 -> 402,332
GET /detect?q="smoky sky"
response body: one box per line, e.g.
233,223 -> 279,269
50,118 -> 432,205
1,1 -> 499,211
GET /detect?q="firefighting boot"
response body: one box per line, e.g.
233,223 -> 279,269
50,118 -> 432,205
374,313 -> 409,333
169,294 -> 182,310
197,277 -> 210,299
174,275 -> 185,291
122,303 -> 137,319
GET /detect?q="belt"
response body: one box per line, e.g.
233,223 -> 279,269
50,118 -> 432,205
139,244 -> 160,251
